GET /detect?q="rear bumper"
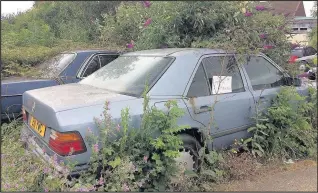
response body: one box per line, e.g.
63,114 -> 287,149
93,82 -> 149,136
20,124 -> 89,175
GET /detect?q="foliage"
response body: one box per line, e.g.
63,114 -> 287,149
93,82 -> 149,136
1,121 -> 46,191
309,2 -> 317,50
67,87 -> 191,191
1,1 -> 122,78
100,1 -> 292,67
309,26 -> 317,50
243,87 -> 317,159
311,1 -> 317,18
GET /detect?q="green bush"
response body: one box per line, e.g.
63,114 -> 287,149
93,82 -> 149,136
99,1 -> 292,67
242,87 -> 317,159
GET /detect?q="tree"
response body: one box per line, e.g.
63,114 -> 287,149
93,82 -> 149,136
99,1 -> 292,67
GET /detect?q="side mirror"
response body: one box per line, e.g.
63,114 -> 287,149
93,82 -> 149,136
283,77 -> 301,87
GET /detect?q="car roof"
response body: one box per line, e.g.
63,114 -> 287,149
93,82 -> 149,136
122,48 -> 232,57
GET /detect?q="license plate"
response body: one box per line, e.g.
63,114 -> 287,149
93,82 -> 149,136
29,116 -> 46,137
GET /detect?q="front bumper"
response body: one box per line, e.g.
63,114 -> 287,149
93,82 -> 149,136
20,124 -> 89,175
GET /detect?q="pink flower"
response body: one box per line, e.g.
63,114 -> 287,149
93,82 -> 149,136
142,1 -> 151,8
53,154 -> 58,165
117,124 -> 120,132
263,45 -> 274,50
44,188 -> 49,192
244,11 -> 253,17
126,40 -> 134,49
43,167 -> 50,174
143,155 -> 148,162
144,18 -> 152,27
98,177 -> 104,185
4,183 -> 10,189
259,33 -> 267,39
123,183 -> 130,192
255,5 -> 265,11
87,127 -> 92,133
93,143 -> 99,153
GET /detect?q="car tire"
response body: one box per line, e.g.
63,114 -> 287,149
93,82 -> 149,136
174,134 -> 202,171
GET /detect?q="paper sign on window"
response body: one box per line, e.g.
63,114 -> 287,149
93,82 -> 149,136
212,76 -> 232,94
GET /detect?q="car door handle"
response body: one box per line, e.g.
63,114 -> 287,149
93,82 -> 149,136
200,105 -> 210,109
195,105 -> 212,114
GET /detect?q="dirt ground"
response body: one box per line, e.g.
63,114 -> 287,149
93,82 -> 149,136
214,160 -> 317,191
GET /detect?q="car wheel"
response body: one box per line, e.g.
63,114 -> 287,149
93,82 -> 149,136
174,134 -> 202,171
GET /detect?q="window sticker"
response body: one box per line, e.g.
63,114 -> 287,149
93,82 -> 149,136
212,76 -> 232,94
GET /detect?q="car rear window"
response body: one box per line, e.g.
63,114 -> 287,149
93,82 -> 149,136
38,53 -> 76,78
80,56 -> 173,97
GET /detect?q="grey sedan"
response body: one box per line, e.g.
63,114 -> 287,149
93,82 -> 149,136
20,48 -> 306,174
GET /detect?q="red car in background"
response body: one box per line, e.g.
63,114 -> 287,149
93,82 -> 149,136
289,46 -> 317,63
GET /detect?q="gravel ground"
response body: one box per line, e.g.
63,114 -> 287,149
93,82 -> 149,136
215,160 -> 317,191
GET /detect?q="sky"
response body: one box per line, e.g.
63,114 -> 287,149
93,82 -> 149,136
1,1 -> 316,17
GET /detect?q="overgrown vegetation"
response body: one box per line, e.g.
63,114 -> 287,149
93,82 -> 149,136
1,1 -> 317,192
1,1 -> 122,77
232,87 -> 317,160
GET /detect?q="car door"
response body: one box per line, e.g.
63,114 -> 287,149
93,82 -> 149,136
183,54 -> 255,150
241,55 -> 291,113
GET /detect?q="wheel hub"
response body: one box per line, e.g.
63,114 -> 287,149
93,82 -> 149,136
174,148 -> 195,171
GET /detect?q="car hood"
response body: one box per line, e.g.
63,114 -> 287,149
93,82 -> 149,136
23,83 -> 136,113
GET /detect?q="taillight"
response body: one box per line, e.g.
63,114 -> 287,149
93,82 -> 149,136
49,130 -> 86,156
289,55 -> 298,63
22,107 -> 27,121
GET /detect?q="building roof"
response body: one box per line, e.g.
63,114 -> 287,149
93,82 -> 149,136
260,1 -> 306,17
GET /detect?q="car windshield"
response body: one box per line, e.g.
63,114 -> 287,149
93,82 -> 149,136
80,56 -> 173,97
37,53 -> 76,78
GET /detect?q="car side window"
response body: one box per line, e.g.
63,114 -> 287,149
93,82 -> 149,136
244,56 -> 284,90
187,63 -> 210,97
203,56 -> 245,94
82,55 -> 101,78
99,54 -> 119,67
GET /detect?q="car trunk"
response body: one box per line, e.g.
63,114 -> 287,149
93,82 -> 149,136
22,83 -> 136,133
1,77 -> 59,119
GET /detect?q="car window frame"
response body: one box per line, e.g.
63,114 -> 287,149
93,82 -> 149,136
98,54 -> 119,68
184,53 -> 247,97
241,54 -> 287,91
80,55 -> 102,78
77,53 -> 119,79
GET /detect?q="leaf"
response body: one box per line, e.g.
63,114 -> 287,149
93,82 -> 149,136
252,149 -> 263,157
200,169 -> 216,178
108,157 -> 121,168
247,126 -> 257,132
243,137 -> 252,144
184,170 -> 198,178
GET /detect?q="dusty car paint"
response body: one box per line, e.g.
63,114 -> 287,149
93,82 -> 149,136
20,48 -> 308,174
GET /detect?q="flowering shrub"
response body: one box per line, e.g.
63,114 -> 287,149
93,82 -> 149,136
61,87 -> 192,192
99,1 -> 292,68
